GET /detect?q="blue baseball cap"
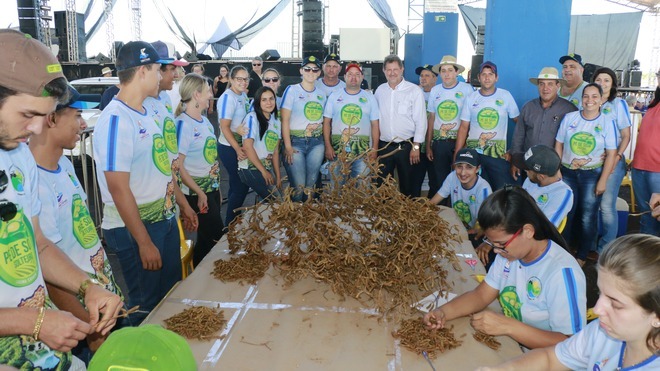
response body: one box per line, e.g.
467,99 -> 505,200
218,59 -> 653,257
559,53 -> 583,67
479,61 -> 498,75
116,41 -> 168,71
56,85 -> 99,110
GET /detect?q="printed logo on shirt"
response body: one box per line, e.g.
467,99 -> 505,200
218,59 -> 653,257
437,100 -> 459,121
303,101 -> 324,121
71,194 -> 99,249
9,166 -> 25,195
594,124 -> 603,134
468,194 -> 477,204
570,98 -> 579,107
455,92 -> 464,99
453,200 -> 472,226
0,207 -> 38,287
526,276 -> 542,300
359,97 -> 368,104
203,137 -> 218,165
495,99 -> 504,106
602,107 -> 611,115
477,107 -> 499,130
162,117 -> 178,154
569,131 -> 596,156
537,194 -> 548,204
340,104 -> 362,126
152,134 -> 173,176
138,121 -> 149,139
264,130 -> 280,153
67,171 -> 79,188
593,358 -> 611,370
499,286 -> 522,321
193,127 -> 201,139
165,102 -> 173,114
56,191 -> 66,208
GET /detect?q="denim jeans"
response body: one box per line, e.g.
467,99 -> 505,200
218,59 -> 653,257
218,144 -> 249,226
283,136 -> 324,202
329,157 -> 370,189
428,139 -> 455,197
562,167 -> 603,261
479,155 -> 521,191
598,156 -> 627,251
239,168 -> 282,201
631,168 -> 660,236
185,191 -> 224,266
103,217 -> 180,325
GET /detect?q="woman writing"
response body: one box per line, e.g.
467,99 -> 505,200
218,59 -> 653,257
238,86 -> 282,201
217,66 -> 250,226
555,83 -> 618,266
424,186 -> 586,349
477,234 -> 659,370
280,56 -> 327,201
175,73 -> 224,266
592,67 -> 631,252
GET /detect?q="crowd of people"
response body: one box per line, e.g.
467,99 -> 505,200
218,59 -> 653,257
1,27 -> 659,369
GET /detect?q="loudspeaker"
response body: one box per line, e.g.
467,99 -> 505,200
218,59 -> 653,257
183,51 -> 198,62
260,49 -> 281,61
470,54 -> 484,87
17,0 -> 39,39
582,63 -> 602,83
113,41 -> 124,60
54,11 -> 86,62
629,70 -> 642,87
95,53 -> 112,64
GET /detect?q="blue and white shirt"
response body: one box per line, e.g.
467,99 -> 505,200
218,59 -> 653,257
323,88 -> 379,157
522,178 -> 574,227
601,97 -> 632,147
239,112 -> 281,170
556,111 -> 617,170
281,83 -> 327,138
427,82 -> 474,140
315,78 -> 345,98
176,113 -> 219,195
437,172 -> 492,228
217,89 -> 250,146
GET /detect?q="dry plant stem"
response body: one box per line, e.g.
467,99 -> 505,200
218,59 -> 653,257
217,144 -> 462,319
473,331 -> 501,350
392,318 -> 462,359
164,306 -> 227,340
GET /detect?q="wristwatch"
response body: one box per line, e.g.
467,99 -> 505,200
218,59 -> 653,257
412,144 -> 420,151
79,278 -> 102,298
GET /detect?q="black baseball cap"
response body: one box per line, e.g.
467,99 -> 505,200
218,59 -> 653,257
301,55 -> 322,68
415,64 -> 437,76
324,53 -> 341,64
116,41 -> 168,71
524,145 -> 560,176
56,85 -> 99,111
559,53 -> 583,67
454,148 -> 480,167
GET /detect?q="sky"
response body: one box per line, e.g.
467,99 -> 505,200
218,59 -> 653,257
1,0 -> 657,81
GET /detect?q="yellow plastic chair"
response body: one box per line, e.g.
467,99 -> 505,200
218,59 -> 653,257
177,218 -> 194,279
557,216 -> 567,233
620,159 -> 635,213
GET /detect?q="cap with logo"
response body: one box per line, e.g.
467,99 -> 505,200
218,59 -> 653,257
324,53 -> 341,64
479,61 -> 498,75
151,40 -> 190,67
116,41 -> 168,71
454,148 -> 481,167
524,145 -> 560,176
345,62 -> 363,74
559,53 -> 583,67
301,55 -> 322,68
0,29 -> 65,97
432,55 -> 465,75
415,64 -> 438,76
529,67 -> 566,85
88,324 -> 196,371
56,85 -> 99,111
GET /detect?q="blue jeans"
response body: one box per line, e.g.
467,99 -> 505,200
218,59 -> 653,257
562,167 -> 603,261
283,136 -> 325,202
238,168 -> 282,201
631,168 -> 660,236
598,156 -> 627,251
479,155 -> 521,191
103,217 -> 180,325
218,144 -> 249,226
329,158 -> 370,188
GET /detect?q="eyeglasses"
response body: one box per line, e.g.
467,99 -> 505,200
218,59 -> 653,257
263,77 -> 279,83
234,77 -> 249,83
482,228 -> 523,251
0,200 -> 17,222
252,63 -> 262,67
0,170 -> 8,193
302,67 -> 321,73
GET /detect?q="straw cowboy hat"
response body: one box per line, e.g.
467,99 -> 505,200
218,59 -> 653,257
529,67 -> 566,85
432,55 -> 465,75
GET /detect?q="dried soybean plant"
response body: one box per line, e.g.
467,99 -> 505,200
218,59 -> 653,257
164,306 -> 227,340
473,330 -> 501,350
219,145 -> 463,318
392,318 -> 462,359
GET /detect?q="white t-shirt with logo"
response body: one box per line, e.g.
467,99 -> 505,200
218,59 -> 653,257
323,89 -> 379,157
522,178 -> 574,227
601,97 -> 632,146
315,78 -> 345,98
239,112 -> 282,170
0,144 -> 72,369
427,82 -> 474,140
176,113 -> 220,195
217,89 -> 250,146
437,171 -> 492,228
93,99 -> 176,229
559,81 -> 589,110
37,156 -> 120,297
555,111 -> 617,170
485,240 -> 586,336
281,83 -> 327,138
460,88 -> 520,159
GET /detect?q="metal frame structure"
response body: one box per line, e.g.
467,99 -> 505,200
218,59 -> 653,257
39,0 -> 52,47
65,0 -> 79,62
104,0 -> 116,61
130,0 -> 142,40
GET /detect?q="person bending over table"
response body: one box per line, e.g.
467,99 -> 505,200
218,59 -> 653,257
423,186 -> 586,349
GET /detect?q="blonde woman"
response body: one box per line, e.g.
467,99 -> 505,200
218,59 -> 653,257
175,73 -> 224,265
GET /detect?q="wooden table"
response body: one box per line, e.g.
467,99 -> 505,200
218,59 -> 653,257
144,206 -> 522,370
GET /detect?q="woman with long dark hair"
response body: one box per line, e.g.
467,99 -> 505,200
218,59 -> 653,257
592,67 -> 631,251
424,186 -> 586,350
238,86 -> 282,201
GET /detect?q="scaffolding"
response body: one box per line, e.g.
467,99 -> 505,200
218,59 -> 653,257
39,0 -> 52,47
104,0 -> 115,61
130,0 -> 142,40
292,0 -> 301,58
65,0 -> 79,62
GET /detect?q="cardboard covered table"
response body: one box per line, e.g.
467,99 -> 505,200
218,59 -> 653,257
143,206 -> 523,370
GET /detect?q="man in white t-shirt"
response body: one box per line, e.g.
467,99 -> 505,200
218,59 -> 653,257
522,145 -> 574,227
558,54 -> 589,109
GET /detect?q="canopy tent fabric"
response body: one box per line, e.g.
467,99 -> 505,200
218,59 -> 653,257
366,0 -> 401,42
458,5 -> 643,70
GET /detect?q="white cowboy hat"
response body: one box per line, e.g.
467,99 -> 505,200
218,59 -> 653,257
529,67 -> 566,85
432,55 -> 465,75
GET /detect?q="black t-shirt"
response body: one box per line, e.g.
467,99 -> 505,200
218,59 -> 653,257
247,70 -> 262,98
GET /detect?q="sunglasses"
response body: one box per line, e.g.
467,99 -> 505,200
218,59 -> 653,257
302,67 -> 321,73
263,77 -> 279,83
482,228 -> 523,252
252,63 -> 262,67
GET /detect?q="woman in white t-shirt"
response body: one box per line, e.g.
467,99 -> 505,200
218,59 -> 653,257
477,234 -> 660,371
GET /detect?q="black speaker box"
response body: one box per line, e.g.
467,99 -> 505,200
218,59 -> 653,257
260,49 -> 281,61
470,54 -> 484,87
582,63 -> 602,83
